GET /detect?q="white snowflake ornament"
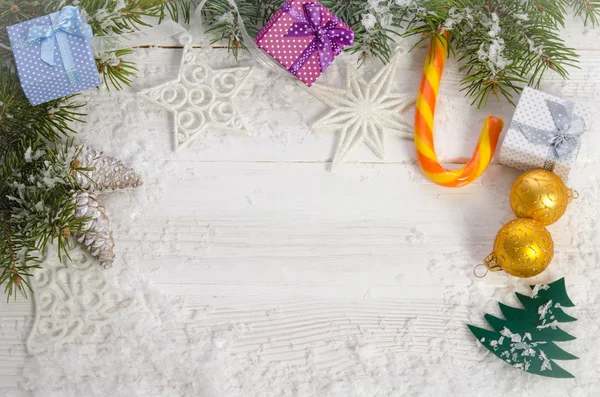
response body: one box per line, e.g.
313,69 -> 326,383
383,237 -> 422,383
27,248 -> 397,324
309,54 -> 415,170
139,44 -> 252,151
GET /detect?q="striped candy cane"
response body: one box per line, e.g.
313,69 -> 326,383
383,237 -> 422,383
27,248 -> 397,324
414,33 -> 504,188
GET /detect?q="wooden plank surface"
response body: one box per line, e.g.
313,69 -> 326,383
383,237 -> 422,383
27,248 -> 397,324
1,18 -> 600,393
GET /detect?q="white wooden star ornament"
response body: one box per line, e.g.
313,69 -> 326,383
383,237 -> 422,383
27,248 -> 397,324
309,54 -> 415,170
139,44 -> 252,151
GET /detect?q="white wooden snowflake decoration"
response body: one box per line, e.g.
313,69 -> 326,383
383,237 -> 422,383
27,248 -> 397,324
309,54 -> 415,170
139,44 -> 252,151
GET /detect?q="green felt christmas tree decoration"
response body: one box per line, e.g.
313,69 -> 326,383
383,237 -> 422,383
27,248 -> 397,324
468,278 -> 577,379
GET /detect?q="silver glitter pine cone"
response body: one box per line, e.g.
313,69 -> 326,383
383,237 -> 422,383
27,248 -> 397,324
74,147 -> 143,192
72,192 -> 115,269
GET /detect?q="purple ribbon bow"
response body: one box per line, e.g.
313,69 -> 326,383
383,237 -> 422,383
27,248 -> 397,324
282,2 -> 354,76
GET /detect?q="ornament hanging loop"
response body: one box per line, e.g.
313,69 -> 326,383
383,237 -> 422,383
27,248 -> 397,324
568,188 -> 579,201
474,253 -> 503,278
473,264 -> 488,278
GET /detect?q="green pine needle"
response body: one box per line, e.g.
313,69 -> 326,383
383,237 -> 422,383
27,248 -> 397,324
201,0 -> 599,108
97,49 -> 139,91
0,0 -> 599,301
0,139 -> 88,300
0,0 -> 184,300
0,64 -> 85,158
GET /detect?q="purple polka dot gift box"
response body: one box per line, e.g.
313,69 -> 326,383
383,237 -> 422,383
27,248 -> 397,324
6,6 -> 100,106
255,0 -> 355,87
499,87 -> 592,181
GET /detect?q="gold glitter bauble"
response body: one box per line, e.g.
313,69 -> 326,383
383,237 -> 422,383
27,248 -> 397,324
484,218 -> 554,278
510,169 -> 572,226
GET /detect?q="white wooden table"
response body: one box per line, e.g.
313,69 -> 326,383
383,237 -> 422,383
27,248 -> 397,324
2,18 -> 600,395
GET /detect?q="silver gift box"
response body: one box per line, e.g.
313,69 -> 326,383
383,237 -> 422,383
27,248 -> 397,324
499,87 -> 592,181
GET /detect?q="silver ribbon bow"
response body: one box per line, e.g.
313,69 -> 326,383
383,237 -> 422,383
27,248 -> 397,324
511,99 -> 586,171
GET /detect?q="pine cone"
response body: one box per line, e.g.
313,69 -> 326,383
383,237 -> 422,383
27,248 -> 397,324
72,192 -> 115,269
74,147 -> 143,192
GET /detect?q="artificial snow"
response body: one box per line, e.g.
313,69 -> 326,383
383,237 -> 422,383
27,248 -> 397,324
361,14 -> 378,32
2,22 -> 600,396
531,283 -> 550,297
538,300 -> 553,321
477,37 -> 508,77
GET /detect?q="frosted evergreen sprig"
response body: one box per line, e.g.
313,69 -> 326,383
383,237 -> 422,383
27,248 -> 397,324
398,0 -> 585,107
0,0 -> 189,300
0,64 -> 85,159
0,140 -> 88,300
0,0 -> 193,91
202,0 -> 599,107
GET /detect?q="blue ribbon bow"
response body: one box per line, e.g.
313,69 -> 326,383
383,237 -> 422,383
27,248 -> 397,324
26,6 -> 93,85
511,99 -> 586,171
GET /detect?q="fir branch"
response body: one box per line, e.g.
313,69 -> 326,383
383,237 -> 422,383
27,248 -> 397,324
0,64 -> 85,158
258,0 -> 285,27
45,0 -> 171,35
0,221 -> 40,301
203,0 -> 261,59
202,0 -> 599,107
321,0 -> 398,64
0,140 -> 89,299
0,1 -> 181,92
572,0 -> 600,25
393,0 -> 589,107
0,0 -> 45,60
0,0 -> 185,300
160,0 -> 200,24
97,49 -> 139,91
42,0 -> 181,90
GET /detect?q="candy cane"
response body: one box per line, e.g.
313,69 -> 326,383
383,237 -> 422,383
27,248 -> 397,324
414,33 -> 504,188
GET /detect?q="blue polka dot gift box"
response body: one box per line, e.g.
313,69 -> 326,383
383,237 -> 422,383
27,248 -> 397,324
499,87 -> 592,181
6,6 -> 100,106
255,0 -> 355,87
